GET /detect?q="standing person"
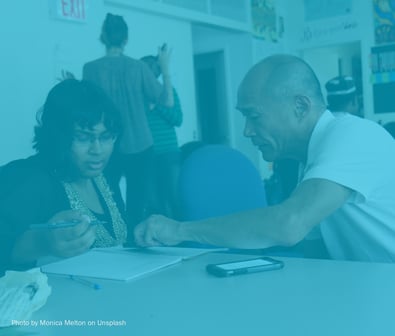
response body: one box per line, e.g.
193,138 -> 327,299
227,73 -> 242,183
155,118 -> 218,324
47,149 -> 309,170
141,55 -> 183,218
134,55 -> 395,263
83,13 -> 174,228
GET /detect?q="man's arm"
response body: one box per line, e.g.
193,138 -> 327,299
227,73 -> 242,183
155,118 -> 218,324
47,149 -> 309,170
134,178 -> 352,249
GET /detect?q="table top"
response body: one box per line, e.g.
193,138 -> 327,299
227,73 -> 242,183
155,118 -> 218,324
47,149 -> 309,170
16,253 -> 395,336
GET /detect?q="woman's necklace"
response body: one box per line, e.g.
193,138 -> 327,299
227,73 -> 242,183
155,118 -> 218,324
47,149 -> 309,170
62,175 -> 127,247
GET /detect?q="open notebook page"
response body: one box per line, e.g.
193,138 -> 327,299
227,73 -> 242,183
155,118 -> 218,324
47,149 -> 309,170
94,246 -> 228,260
41,250 -> 181,281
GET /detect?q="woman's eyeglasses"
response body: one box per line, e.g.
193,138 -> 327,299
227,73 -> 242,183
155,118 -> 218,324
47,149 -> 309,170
72,131 -> 117,148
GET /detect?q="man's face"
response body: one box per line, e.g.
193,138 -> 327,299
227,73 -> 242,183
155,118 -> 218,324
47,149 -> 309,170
70,122 -> 116,178
237,83 -> 293,162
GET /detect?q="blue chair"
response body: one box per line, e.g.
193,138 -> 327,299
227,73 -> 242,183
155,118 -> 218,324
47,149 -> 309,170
178,144 -> 267,221
177,144 -> 303,257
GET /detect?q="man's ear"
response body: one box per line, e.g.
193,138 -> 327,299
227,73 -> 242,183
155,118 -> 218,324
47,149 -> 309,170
294,95 -> 311,121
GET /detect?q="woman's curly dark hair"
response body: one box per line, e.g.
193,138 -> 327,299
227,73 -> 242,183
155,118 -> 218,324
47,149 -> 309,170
33,79 -> 122,177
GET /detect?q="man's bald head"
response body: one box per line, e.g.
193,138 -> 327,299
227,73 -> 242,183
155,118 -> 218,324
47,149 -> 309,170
238,54 -> 325,109
237,55 -> 326,163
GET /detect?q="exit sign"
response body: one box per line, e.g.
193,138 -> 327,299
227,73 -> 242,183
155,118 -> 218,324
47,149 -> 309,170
50,0 -> 87,23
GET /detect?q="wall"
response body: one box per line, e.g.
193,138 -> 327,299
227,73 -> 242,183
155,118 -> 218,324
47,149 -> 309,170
284,0 -> 395,124
252,38 -> 287,179
0,0 -> 197,165
192,25 -> 259,167
4,1 -> 384,174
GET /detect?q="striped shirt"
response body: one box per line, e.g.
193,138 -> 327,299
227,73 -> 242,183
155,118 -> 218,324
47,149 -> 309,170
147,88 -> 183,154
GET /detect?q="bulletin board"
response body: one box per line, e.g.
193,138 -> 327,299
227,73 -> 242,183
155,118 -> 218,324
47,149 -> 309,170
374,0 -> 395,44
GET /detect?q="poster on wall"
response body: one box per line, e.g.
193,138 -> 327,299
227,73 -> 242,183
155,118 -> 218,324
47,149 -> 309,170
299,0 -> 358,46
251,0 -> 280,42
374,0 -> 395,44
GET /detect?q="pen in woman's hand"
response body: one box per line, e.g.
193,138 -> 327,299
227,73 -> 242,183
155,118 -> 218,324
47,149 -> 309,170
29,220 -> 106,230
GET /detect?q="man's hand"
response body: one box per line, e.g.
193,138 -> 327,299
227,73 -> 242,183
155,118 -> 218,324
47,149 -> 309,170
134,215 -> 183,247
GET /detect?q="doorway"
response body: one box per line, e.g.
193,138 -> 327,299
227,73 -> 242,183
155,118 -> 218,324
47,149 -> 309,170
302,41 -> 363,113
194,50 -> 229,144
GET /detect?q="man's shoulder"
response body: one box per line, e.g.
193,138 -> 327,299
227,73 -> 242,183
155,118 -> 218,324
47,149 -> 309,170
310,112 -> 395,165
341,116 -> 391,146
320,112 -> 384,140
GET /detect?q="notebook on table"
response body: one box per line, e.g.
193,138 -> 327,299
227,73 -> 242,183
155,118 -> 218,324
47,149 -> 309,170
41,246 -> 227,281
41,250 -> 181,281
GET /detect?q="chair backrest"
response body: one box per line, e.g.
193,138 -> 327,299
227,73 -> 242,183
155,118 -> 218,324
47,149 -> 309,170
178,144 -> 267,220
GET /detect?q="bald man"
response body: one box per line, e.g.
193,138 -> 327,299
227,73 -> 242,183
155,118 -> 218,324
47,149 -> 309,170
134,55 -> 395,262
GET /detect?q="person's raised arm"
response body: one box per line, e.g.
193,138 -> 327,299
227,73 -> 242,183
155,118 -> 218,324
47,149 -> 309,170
157,44 -> 174,108
134,178 -> 352,249
155,88 -> 183,127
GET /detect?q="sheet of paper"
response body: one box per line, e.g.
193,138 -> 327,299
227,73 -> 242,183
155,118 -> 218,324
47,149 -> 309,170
41,250 -> 182,281
95,246 -> 228,260
134,246 -> 228,260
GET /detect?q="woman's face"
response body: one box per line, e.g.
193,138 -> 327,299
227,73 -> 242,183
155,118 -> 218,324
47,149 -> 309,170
70,122 -> 116,179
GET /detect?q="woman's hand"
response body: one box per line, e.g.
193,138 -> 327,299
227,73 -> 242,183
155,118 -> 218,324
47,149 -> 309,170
44,210 -> 96,258
11,210 -> 96,265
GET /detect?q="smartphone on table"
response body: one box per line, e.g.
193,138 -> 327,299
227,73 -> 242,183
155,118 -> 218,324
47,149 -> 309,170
206,257 -> 284,277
